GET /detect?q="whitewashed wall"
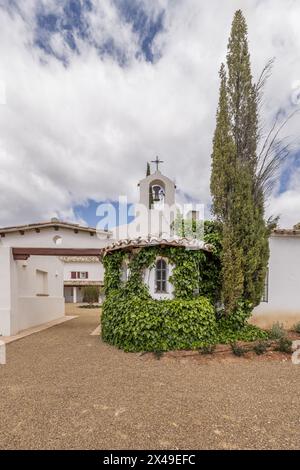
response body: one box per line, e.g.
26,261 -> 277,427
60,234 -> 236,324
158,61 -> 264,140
16,255 -> 64,333
0,247 -> 16,336
0,248 -> 64,336
63,261 -> 104,281
253,235 -> 300,327
0,227 -> 110,248
0,226 -> 111,335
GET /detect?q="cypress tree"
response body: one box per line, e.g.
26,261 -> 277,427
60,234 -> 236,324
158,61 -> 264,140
146,162 -> 154,208
210,64 -> 236,222
211,10 -> 269,313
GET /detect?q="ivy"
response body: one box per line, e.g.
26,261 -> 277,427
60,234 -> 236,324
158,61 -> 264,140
103,250 -> 125,294
101,221 -> 266,352
102,295 -> 218,352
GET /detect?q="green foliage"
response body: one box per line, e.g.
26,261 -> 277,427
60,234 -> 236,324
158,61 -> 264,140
82,285 -> 100,304
102,295 -> 218,352
101,226 -> 267,352
268,322 -> 285,339
103,226 -> 222,305
230,342 -> 247,357
146,162 -> 151,176
216,323 -> 267,344
221,224 -> 244,313
275,337 -> 292,354
253,340 -> 269,355
216,294 -> 267,344
173,212 -> 204,240
78,304 -> 101,309
217,300 -> 253,331
210,63 -> 236,223
292,321 -> 300,334
103,251 -> 125,295
210,9 -> 270,313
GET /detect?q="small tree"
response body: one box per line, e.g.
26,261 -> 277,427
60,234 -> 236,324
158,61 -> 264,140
83,286 -> 100,304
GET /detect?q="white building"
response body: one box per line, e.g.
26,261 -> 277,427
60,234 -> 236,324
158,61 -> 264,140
113,168 -> 178,240
1,169 -> 300,338
0,220 -> 111,336
253,229 -> 300,328
62,256 -> 104,303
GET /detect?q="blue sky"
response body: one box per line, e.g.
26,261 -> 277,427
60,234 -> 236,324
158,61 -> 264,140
0,0 -> 299,228
34,0 -> 164,64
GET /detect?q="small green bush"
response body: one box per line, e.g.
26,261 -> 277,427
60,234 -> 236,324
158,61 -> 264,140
217,324 -> 268,344
231,342 -> 247,357
199,344 -> 216,355
253,340 -> 269,355
275,337 -> 292,354
217,300 -> 253,331
78,304 -> 101,309
268,322 -> 285,339
293,322 -> 300,334
82,286 -> 100,304
102,294 -> 217,352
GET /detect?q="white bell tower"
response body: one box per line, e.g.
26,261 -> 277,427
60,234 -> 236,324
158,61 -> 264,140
138,157 -> 176,209
136,158 -> 176,239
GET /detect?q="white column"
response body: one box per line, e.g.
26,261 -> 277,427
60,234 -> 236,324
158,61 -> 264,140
0,247 -> 12,336
73,286 -> 77,304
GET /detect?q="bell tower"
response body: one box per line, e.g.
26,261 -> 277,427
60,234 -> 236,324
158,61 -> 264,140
138,158 -> 176,209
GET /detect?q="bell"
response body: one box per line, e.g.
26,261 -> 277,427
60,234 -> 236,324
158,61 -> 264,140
152,186 -> 161,202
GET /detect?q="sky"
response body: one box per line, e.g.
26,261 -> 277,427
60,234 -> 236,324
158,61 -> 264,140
0,0 -> 299,229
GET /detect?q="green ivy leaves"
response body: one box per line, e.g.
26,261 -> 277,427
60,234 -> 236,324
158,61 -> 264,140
102,295 -> 217,352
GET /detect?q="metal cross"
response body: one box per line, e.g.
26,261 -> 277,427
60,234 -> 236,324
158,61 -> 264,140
151,156 -> 164,172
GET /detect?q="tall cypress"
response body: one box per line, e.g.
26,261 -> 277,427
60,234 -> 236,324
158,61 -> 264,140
211,10 -> 269,313
146,162 -> 154,208
211,64 -> 235,222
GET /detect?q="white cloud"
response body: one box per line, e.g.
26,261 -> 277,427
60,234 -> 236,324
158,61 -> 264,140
0,0 -> 299,227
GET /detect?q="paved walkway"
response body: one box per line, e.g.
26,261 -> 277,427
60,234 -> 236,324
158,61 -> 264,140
0,305 -> 300,450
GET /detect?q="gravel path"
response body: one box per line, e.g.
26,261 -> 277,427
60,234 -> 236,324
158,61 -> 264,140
1,305 -> 300,450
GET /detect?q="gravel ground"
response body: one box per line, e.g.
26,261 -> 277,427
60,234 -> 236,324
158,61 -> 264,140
1,305 -> 300,450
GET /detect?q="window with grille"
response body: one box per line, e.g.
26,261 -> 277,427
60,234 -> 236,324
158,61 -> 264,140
70,272 -> 88,279
155,259 -> 167,293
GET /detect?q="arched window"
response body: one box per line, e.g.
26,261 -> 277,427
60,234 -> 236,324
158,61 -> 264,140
155,259 -> 167,293
150,181 -> 165,209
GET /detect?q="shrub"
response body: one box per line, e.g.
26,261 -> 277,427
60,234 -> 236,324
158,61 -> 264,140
82,286 -> 100,304
217,300 -> 253,331
78,304 -> 101,309
268,322 -> 285,339
101,294 -> 217,352
231,342 -> 247,357
217,324 -> 268,344
275,337 -> 292,354
199,344 -> 216,355
293,322 -> 300,334
253,340 -> 269,355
